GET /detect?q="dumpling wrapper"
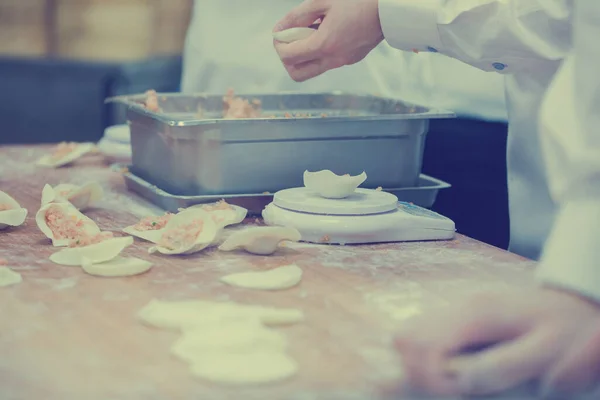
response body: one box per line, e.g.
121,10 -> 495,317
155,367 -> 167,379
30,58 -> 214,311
0,267 -> 22,287
81,256 -> 152,277
303,170 -> 367,199
41,182 -> 103,210
148,208 -> 222,255
218,226 -> 301,255
181,201 -> 247,228
36,142 -> 96,168
137,299 -> 304,331
122,226 -> 164,243
171,321 -> 287,362
220,264 -> 303,290
0,190 -> 28,230
49,236 -> 134,266
122,213 -> 173,243
272,27 -> 315,43
188,351 -> 298,385
35,202 -> 101,247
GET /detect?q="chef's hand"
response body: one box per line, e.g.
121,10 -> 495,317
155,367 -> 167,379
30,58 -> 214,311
393,288 -> 600,398
273,0 -> 383,82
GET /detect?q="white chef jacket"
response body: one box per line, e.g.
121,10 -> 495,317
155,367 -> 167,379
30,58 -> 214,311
379,0 -> 600,300
181,0 -> 507,121
537,1 -> 600,302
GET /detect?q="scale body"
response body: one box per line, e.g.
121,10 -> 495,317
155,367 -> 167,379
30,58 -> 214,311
262,187 -> 456,245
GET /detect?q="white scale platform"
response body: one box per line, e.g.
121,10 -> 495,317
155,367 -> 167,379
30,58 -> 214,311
262,187 -> 456,244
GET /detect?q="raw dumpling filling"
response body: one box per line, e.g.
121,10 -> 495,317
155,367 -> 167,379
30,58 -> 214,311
222,89 -> 262,119
158,219 -> 205,250
201,200 -> 232,212
49,142 -> 79,162
133,213 -> 173,231
145,90 -> 161,112
45,205 -> 98,243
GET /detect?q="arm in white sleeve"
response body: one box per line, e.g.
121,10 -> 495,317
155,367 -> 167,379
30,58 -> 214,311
536,0 -> 600,303
378,0 -> 573,73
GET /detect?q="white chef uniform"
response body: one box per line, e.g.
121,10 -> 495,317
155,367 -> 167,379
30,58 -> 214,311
379,0 -> 573,261
181,0 -> 507,122
537,0 -> 600,302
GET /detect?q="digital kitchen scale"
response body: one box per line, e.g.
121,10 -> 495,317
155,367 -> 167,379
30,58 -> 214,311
262,187 -> 456,244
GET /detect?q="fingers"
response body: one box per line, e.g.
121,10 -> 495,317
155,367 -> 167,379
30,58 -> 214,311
274,35 -> 326,67
446,331 -> 556,395
273,0 -> 330,32
393,294 -> 528,396
282,57 -> 343,82
540,322 -> 600,398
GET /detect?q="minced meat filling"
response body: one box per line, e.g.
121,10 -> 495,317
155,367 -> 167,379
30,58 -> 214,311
158,219 -> 204,250
50,142 -> 78,161
133,213 -> 173,231
45,205 -> 91,241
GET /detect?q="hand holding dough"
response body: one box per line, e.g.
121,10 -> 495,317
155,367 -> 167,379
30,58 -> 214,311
220,264 -> 302,290
218,226 -> 301,255
303,169 -> 367,199
0,190 -> 27,230
272,27 -> 315,43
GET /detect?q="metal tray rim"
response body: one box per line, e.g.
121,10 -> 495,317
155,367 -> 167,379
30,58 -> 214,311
119,164 -> 451,200
107,92 -> 456,126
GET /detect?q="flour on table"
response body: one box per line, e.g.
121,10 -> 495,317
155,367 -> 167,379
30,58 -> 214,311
220,264 -> 303,290
0,267 -> 22,287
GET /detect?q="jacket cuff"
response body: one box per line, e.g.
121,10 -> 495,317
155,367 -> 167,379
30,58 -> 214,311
536,199 -> 600,304
378,0 -> 444,53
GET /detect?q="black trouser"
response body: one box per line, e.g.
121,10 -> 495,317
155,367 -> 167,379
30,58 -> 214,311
422,118 -> 509,250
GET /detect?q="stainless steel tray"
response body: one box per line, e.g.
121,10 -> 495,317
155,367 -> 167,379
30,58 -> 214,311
121,165 -> 451,215
109,92 -> 454,196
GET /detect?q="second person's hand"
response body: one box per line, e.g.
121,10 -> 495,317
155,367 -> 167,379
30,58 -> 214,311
273,0 -> 383,82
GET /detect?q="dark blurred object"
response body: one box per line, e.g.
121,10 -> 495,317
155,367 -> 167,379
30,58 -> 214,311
423,118 -> 510,249
0,56 -> 182,144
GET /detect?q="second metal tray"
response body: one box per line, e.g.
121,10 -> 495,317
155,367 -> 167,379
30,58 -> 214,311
121,165 -> 451,215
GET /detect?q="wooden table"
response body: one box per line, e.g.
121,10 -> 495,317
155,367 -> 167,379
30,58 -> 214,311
0,145 -> 537,400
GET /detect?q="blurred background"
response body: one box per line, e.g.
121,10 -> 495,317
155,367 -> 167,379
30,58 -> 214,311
0,0 -> 192,145
0,0 -> 510,250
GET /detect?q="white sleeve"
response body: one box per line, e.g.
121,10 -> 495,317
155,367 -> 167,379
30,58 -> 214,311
378,0 -> 572,73
536,1 -> 600,303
